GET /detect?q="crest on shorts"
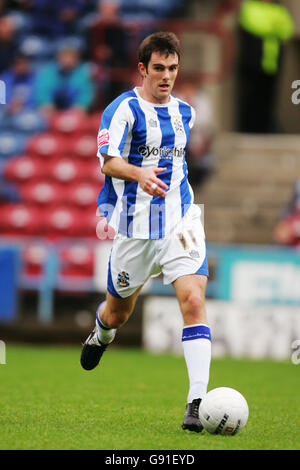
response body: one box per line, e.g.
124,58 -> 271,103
117,271 -> 130,287
189,250 -> 200,259
98,128 -> 109,149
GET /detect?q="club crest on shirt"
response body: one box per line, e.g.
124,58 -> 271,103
117,271 -> 130,287
148,118 -> 158,128
172,116 -> 184,134
98,128 -> 110,148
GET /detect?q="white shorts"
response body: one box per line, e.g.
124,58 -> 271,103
107,205 -> 208,298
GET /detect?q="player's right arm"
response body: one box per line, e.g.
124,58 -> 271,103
98,97 -> 168,197
101,154 -> 168,198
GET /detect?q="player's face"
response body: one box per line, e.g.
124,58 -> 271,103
138,51 -> 179,104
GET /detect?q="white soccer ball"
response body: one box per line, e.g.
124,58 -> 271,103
199,387 -> 249,435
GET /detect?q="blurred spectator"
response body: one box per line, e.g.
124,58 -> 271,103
0,0 -> 5,15
177,80 -> 216,187
0,52 -> 36,114
0,15 -> 18,73
119,0 -> 185,20
35,44 -> 94,114
273,180 -> 300,250
30,0 -> 90,38
236,0 -> 294,133
88,0 -> 131,108
4,1 -> 32,10
90,0 -> 129,68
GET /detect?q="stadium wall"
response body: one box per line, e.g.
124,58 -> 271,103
143,296 -> 300,361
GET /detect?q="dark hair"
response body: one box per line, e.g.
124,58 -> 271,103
138,32 -> 181,70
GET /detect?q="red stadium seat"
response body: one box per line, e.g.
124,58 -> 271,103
23,242 -> 48,276
86,159 -> 105,185
3,155 -> 47,183
20,180 -> 66,206
49,110 -> 90,136
68,182 -> 100,208
48,157 -> 87,184
81,209 -> 99,238
69,134 -> 97,160
0,204 -> 45,236
26,133 -> 67,158
44,206 -> 82,238
88,113 -> 101,135
60,244 -> 94,277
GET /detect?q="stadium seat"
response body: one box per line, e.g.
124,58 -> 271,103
0,110 -> 12,132
10,110 -> 47,135
60,244 -> 94,277
88,113 -> 101,135
20,180 -> 65,206
3,155 -> 46,183
19,34 -> 54,60
0,132 -> 27,158
44,206 -> 82,238
69,134 -> 97,159
54,36 -> 86,56
0,204 -> 45,236
48,157 -> 88,184
26,133 -> 67,158
0,181 -> 20,202
67,181 -> 100,208
49,110 -> 90,136
86,159 -> 105,185
23,241 -> 48,276
8,11 -> 34,35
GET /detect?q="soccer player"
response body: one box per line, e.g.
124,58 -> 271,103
80,32 -> 211,433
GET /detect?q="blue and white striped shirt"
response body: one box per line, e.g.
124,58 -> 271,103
97,86 -> 196,239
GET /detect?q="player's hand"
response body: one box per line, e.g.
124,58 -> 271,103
138,167 -> 168,197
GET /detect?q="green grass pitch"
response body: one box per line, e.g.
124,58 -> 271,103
0,345 -> 299,450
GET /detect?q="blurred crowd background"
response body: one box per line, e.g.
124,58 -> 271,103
0,0 -> 300,359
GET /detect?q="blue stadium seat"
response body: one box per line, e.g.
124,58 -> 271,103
7,12 -> 34,35
54,36 -> 86,55
0,181 -> 20,203
10,110 -> 47,135
0,110 -> 12,132
18,34 -> 54,61
120,0 -> 183,19
0,132 -> 27,158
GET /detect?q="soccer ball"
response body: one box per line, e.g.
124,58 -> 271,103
199,387 -> 249,435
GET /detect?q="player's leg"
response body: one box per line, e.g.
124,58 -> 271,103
80,287 -> 142,371
80,236 -> 154,371
97,286 -> 143,337
173,273 -> 211,432
160,204 -> 210,431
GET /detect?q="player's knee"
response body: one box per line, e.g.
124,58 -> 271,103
183,291 -> 203,310
105,310 -> 130,329
180,291 -> 205,320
